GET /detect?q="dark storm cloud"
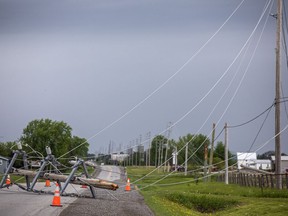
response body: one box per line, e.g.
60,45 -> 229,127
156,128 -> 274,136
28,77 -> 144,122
0,0 -> 287,155
0,0 -> 260,34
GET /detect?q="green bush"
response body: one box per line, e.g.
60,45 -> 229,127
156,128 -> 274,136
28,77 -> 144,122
165,192 -> 240,213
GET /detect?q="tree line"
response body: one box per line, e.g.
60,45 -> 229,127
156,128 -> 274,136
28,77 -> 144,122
121,134 -> 236,171
0,119 -> 89,165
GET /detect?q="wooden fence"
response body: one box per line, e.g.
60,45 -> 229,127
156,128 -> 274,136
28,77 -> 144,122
217,172 -> 288,189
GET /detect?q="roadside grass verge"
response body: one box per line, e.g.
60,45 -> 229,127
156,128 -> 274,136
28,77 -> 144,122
127,166 -> 288,216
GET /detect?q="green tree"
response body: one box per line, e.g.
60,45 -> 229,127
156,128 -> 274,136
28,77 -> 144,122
0,141 -> 15,158
191,134 -> 210,162
214,142 -> 225,161
213,141 -> 235,167
0,141 -> 27,167
176,134 -> 194,166
69,136 -> 89,158
257,150 -> 275,159
176,133 -> 210,167
21,119 -> 89,159
150,135 -> 168,167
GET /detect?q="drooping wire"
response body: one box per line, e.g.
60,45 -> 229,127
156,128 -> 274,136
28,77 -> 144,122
227,103 -> 275,128
118,0 -> 273,186
57,0 -> 247,160
247,103 -> 274,152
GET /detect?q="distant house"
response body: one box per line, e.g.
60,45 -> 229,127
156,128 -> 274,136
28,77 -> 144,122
256,159 -> 271,171
0,156 -> 9,174
237,152 -> 257,170
111,153 -> 129,162
271,156 -> 288,173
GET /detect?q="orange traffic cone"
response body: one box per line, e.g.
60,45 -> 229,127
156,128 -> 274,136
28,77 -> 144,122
6,175 -> 11,187
125,178 -> 131,191
50,183 -> 62,207
45,179 -> 51,187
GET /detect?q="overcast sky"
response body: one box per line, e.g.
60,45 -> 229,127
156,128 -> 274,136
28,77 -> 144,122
0,0 -> 287,156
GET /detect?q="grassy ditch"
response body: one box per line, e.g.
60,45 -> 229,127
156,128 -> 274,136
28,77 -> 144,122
165,192 -> 239,213
127,166 -> 288,216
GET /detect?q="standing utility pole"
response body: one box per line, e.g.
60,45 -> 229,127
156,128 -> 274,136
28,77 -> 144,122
164,122 -> 172,172
203,140 -> 208,182
224,123 -> 228,185
208,123 -> 216,181
184,142 -> 188,176
155,138 -> 158,167
158,139 -> 162,168
275,0 -> 282,189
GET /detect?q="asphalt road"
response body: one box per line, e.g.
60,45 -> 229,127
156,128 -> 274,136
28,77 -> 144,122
0,165 -> 154,216
59,165 -> 154,216
97,165 -> 123,181
0,182 -> 85,216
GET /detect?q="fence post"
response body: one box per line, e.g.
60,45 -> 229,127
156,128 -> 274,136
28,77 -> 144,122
245,174 -> 248,187
261,175 -> 264,193
270,174 -> 274,189
258,175 -> 261,188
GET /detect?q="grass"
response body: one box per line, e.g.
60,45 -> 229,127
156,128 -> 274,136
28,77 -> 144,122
127,166 -> 288,216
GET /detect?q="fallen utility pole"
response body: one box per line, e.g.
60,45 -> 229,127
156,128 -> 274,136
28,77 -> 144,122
11,168 -> 119,191
240,164 -> 272,175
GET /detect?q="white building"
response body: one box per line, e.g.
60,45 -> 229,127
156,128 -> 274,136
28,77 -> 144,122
111,153 -> 129,162
237,152 -> 257,169
271,156 -> 288,173
256,160 -> 271,171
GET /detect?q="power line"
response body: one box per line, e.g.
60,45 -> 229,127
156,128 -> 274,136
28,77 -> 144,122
102,1 -> 274,187
57,0 -> 246,160
247,104 -> 273,152
228,102 -> 274,128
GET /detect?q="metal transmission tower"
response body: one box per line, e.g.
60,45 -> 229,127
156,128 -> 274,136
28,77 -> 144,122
138,134 -> 144,166
135,138 -> 138,166
145,132 -> 151,167
0,142 -> 30,189
108,140 -> 112,155
131,140 -> 134,166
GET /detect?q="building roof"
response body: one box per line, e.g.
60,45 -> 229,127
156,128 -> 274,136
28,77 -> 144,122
256,159 -> 271,163
237,152 -> 257,160
271,156 -> 288,161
